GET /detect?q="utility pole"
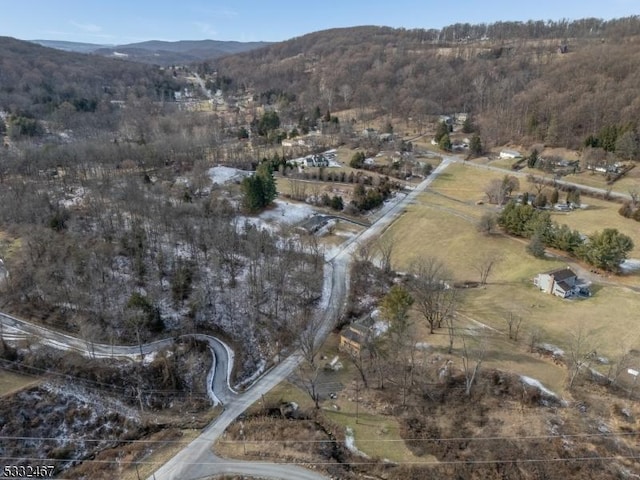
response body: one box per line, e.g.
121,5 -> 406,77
355,380 -> 360,424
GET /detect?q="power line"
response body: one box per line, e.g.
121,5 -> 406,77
0,358 -> 212,399
1,430 -> 637,445
0,454 -> 637,467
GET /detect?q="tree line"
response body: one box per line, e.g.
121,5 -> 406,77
498,202 -> 633,271
213,18 -> 640,151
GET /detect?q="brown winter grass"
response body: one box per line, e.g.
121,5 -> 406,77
462,283 -> 640,365
320,221 -> 365,251
215,416 -> 334,464
549,197 -> 640,258
563,167 -> 640,194
326,407 -> 429,463
118,429 -> 202,480
0,370 -> 40,396
389,194 -> 562,282
383,161 -> 640,393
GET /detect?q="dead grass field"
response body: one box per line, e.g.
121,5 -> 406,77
389,195 -> 562,283
549,198 -> 640,258
0,370 -> 40,396
564,168 -> 640,194
462,283 -> 640,362
119,429 -> 202,480
325,406 -> 430,463
382,160 -> 640,394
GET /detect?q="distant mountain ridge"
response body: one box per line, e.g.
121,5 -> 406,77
31,40 -> 111,53
31,38 -> 271,66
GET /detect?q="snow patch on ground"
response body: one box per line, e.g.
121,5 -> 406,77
260,200 -> 316,224
538,343 -> 565,357
373,320 -> 389,337
60,187 -> 88,208
239,200 -> 316,231
208,166 -> 253,185
620,259 -> 640,273
345,427 -> 369,458
521,375 -> 560,401
234,358 -> 266,390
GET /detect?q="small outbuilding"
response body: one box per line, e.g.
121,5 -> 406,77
339,324 -> 370,355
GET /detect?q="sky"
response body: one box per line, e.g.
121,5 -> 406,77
0,0 -> 638,45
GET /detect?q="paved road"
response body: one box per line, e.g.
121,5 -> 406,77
151,157 -> 456,480
0,158 -> 454,480
458,158 -> 632,202
0,312 -> 235,406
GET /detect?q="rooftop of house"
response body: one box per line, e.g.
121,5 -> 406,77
545,267 -> 577,282
341,323 -> 370,344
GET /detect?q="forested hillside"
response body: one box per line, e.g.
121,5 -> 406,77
213,17 -> 640,149
0,37 -> 183,137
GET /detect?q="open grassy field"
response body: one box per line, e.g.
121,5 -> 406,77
563,168 -> 640,195
389,192 -> 563,283
462,283 -> 640,362
550,198 -> 640,258
325,406 -> 430,463
381,160 -> 640,394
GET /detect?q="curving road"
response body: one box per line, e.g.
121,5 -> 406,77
149,157 -> 455,480
0,157 -> 454,480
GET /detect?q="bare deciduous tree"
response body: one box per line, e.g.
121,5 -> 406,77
473,252 -> 502,285
376,235 -> 394,274
339,84 -> 353,107
295,307 -> 324,367
461,335 -> 486,397
409,257 -> 458,334
292,360 -> 322,409
504,312 -> 523,341
476,212 -> 498,235
567,326 -> 598,389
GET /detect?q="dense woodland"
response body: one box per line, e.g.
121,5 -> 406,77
213,17 -> 640,150
0,37 -> 183,137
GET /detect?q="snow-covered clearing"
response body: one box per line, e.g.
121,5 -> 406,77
240,199 -> 316,231
208,166 -> 253,185
261,200 -> 315,224
620,259 -> 640,273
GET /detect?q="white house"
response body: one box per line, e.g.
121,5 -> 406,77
500,150 -> 522,159
533,267 -> 577,298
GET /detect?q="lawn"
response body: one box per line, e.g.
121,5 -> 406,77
563,168 -> 640,195
549,198 -> 640,258
462,283 -> 640,363
381,159 -> 640,395
388,193 -> 563,283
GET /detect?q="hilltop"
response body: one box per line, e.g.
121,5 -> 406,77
213,17 -> 640,150
32,38 -> 271,66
